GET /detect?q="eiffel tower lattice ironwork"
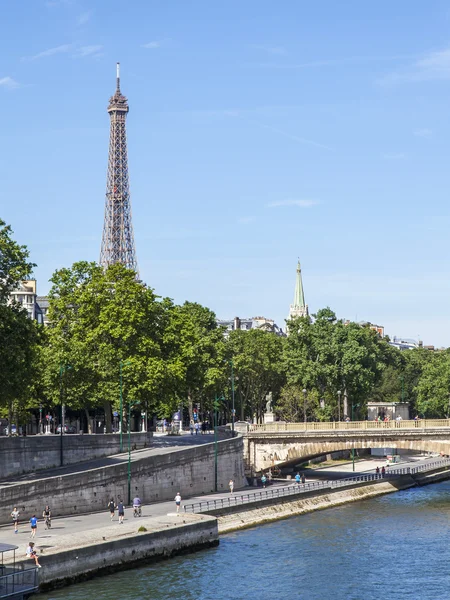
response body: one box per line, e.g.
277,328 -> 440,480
100,63 -> 138,274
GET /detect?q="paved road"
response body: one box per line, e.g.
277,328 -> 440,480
0,432 -> 217,489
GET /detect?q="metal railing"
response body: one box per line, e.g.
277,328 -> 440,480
183,457 -> 450,514
0,567 -> 38,598
247,418 -> 450,434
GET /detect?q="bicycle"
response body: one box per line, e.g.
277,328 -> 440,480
133,505 -> 142,518
44,515 -> 51,529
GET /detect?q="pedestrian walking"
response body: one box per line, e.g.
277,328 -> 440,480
189,421 -> 194,435
301,473 -> 306,484
26,542 -> 41,568
229,479 -> 234,494
108,499 -> 115,521
174,492 -> 182,514
194,422 -> 199,435
117,500 -> 125,524
381,466 -> 386,478
30,514 -> 38,538
261,474 -> 267,488
295,473 -> 301,485
11,507 -> 19,533
201,421 -> 206,434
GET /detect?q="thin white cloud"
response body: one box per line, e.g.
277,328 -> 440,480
237,216 -> 256,225
73,45 -> 103,58
413,128 -> 432,138
142,41 -> 161,49
247,54 -> 417,70
23,44 -> 72,61
267,199 -> 319,208
382,152 -> 406,160
0,77 -> 20,90
378,46 -> 450,84
251,44 -> 287,56
77,10 -> 92,25
45,0 -> 72,6
250,120 -> 333,151
141,39 -> 171,49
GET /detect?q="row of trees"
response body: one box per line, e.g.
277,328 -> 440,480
1,218 -> 450,432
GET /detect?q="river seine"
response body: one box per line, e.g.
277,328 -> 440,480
41,480 -> 450,600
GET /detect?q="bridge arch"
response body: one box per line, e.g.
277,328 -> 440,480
246,434 -> 450,472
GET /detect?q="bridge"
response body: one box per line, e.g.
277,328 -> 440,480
242,419 -> 450,472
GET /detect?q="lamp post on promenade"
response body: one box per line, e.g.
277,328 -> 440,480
230,360 -> 235,437
351,402 -> 360,472
302,389 -> 307,427
127,400 -> 138,505
214,395 -> 225,492
119,360 -> 131,453
337,390 -> 341,422
59,364 -> 72,467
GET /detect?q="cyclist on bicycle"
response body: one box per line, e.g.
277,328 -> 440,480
42,505 -> 51,529
133,496 -> 142,517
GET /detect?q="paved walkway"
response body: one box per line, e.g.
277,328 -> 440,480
0,454 -> 431,551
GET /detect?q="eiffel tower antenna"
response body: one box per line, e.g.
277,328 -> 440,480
100,62 -> 138,274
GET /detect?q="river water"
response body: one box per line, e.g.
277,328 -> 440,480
41,481 -> 450,600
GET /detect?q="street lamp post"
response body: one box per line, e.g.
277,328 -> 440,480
127,400 -> 137,505
59,364 -> 71,467
351,402 -> 360,472
302,389 -> 307,427
213,395 -> 224,492
337,390 -> 341,422
119,360 -> 131,453
230,360 -> 235,437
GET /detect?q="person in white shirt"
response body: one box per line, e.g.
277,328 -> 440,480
174,493 -> 181,514
26,542 -> 41,567
10,507 -> 19,534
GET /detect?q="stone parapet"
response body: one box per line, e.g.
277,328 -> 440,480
0,432 -> 153,479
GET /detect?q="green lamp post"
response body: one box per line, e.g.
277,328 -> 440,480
59,363 -> 72,467
127,399 -> 139,505
119,360 -> 131,453
214,395 -> 225,492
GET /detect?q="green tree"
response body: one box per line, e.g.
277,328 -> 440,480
45,261 -> 170,430
0,219 -> 40,425
0,219 -> 35,303
415,350 -> 450,418
163,302 -> 227,421
228,329 -> 285,422
283,308 -> 394,420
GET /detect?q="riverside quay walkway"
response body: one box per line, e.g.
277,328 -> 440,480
243,419 -> 450,472
183,456 -> 450,514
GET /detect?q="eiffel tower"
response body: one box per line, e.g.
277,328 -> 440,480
99,63 -> 138,274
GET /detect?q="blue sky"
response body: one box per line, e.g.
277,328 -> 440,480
2,0 -> 450,345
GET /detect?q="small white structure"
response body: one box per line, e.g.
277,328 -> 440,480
367,402 -> 410,421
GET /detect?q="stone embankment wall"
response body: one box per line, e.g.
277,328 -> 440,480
217,478 -> 416,533
0,433 -> 153,479
217,467 -> 450,533
0,437 -> 245,525
31,514 -> 218,592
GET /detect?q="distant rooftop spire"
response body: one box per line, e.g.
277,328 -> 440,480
288,259 -> 308,322
293,260 -> 305,309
